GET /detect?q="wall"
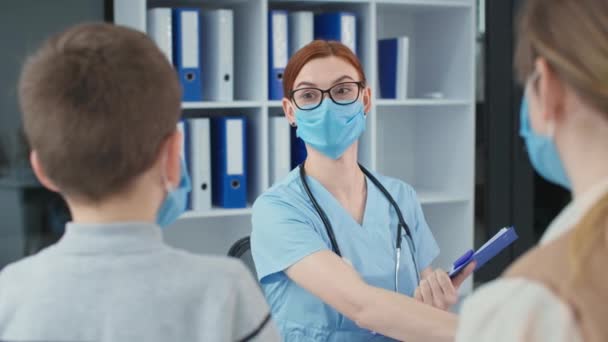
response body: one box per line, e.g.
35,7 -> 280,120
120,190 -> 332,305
0,0 -> 105,173
0,0 -> 105,268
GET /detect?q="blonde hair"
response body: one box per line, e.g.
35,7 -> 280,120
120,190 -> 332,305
515,0 -> 608,280
569,193 -> 608,281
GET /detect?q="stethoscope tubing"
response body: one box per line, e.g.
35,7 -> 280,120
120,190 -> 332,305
298,162 -> 420,289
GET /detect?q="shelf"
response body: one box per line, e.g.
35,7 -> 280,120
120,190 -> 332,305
112,0 -> 476,288
375,98 -> 471,107
417,190 -> 470,205
376,105 -> 475,197
271,0 -> 369,5
266,100 -> 284,108
270,99 -> 470,108
180,207 -> 253,219
377,3 -> 474,100
150,0 -> 252,5
181,101 -> 263,109
376,0 -> 473,9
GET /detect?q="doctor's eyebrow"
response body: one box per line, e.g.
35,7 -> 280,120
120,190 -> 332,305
330,75 -> 356,85
293,75 -> 356,90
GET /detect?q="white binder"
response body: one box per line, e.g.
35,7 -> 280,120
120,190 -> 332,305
288,11 -> 313,56
269,116 -> 291,185
187,118 -> 212,211
146,8 -> 173,64
396,36 -> 409,100
201,9 -> 234,101
226,119 -> 244,175
269,10 -> 288,100
341,14 -> 356,53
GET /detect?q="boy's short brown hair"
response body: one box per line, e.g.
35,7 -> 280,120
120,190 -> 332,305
19,23 -> 181,202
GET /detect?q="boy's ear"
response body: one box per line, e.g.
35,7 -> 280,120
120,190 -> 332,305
30,151 -> 60,193
162,129 -> 182,188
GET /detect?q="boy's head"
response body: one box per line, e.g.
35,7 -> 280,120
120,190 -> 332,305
19,23 -> 182,205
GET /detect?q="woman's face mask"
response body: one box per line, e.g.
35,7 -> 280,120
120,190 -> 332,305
294,99 -> 366,160
520,74 -> 571,190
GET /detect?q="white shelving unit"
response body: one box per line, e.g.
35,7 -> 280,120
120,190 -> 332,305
115,0 -> 476,293
180,207 -> 253,219
181,101 -> 263,109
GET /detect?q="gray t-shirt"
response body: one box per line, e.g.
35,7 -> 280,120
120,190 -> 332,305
0,222 -> 279,342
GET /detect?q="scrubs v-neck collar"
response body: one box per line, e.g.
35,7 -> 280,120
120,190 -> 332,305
304,173 -> 375,230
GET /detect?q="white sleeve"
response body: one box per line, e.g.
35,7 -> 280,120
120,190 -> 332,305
232,261 -> 281,342
456,278 -> 582,342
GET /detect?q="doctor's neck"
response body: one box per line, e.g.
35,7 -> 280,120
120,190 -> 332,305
304,142 -> 366,198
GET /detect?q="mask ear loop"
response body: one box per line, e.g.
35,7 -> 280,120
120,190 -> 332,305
361,86 -> 369,118
525,70 -> 540,97
160,151 -> 174,192
546,120 -> 556,139
288,100 -> 299,128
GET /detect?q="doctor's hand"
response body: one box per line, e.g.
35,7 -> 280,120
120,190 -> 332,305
413,262 -> 476,311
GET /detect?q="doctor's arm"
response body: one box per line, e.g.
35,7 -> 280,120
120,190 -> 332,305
286,250 -> 469,342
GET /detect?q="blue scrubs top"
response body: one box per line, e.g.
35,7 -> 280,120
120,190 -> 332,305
251,167 -> 440,342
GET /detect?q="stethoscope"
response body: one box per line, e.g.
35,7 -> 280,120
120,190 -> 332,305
299,162 -> 420,291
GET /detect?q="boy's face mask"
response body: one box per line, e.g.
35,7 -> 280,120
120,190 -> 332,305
157,158 -> 191,228
294,99 -> 366,160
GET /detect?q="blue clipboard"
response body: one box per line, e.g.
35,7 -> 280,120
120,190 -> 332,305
449,226 -> 518,278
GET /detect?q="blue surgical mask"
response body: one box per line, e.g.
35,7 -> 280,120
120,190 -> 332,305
295,99 -> 366,159
520,96 -> 571,189
157,158 -> 191,228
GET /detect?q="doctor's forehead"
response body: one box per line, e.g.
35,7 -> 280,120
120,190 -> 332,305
293,56 -> 360,89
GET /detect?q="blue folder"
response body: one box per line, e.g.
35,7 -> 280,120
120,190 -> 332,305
449,226 -> 518,278
314,12 -> 357,53
211,117 -> 247,208
173,8 -> 203,102
378,38 -> 398,98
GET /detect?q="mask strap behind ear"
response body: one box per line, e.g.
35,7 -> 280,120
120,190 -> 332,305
546,120 -> 556,139
160,151 -> 173,191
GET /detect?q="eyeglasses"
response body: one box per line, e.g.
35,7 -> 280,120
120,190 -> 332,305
290,81 -> 364,111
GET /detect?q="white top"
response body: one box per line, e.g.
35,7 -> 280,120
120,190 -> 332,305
457,179 -> 608,342
0,222 -> 280,342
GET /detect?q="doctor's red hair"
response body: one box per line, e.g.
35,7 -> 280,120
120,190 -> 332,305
282,40 -> 366,97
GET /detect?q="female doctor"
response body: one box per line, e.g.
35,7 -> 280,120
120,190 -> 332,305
457,0 -> 608,340
251,40 -> 474,342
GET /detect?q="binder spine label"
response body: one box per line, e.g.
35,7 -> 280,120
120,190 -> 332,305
181,11 -> 199,68
226,119 -> 244,175
272,13 -> 288,68
341,14 -> 356,53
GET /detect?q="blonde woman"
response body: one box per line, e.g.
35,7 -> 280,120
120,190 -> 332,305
457,0 -> 608,341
